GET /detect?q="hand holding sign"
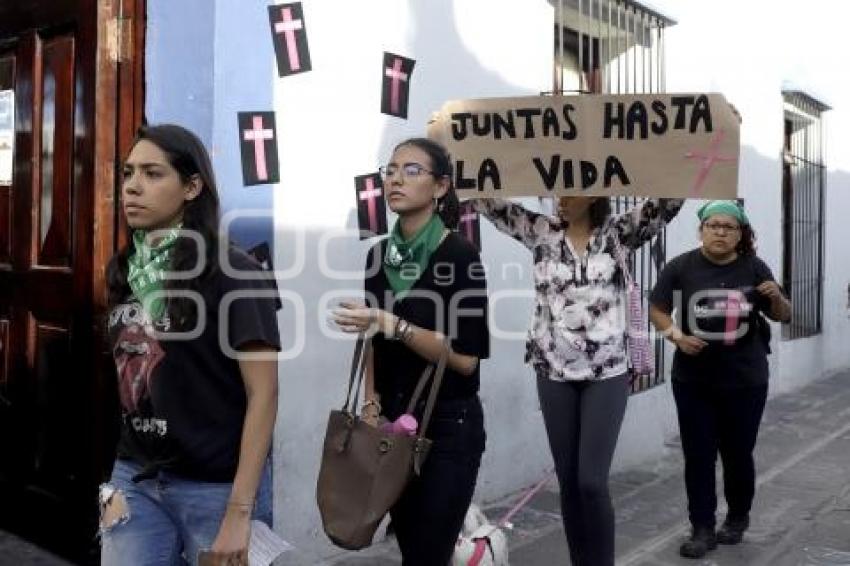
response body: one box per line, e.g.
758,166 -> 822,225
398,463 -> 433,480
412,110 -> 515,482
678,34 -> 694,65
427,93 -> 740,199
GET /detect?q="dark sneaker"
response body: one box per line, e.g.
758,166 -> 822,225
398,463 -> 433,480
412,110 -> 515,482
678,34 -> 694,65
716,515 -> 749,545
679,526 -> 717,559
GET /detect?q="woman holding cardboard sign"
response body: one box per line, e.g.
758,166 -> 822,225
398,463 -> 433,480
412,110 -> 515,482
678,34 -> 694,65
470,195 -> 682,566
648,201 -> 790,559
333,137 -> 490,565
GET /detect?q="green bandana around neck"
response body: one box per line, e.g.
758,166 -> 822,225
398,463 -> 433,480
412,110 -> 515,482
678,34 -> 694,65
697,200 -> 749,226
127,227 -> 182,321
383,214 -> 446,295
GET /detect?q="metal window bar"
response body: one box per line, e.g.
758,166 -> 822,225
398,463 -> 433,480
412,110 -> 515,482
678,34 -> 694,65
554,0 -> 670,393
781,91 -> 826,339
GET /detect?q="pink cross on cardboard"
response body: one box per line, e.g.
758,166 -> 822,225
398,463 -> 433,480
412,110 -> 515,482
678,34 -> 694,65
684,128 -> 736,197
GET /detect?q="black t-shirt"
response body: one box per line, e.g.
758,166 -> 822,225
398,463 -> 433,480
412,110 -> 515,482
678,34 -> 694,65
365,233 -> 490,409
108,247 -> 281,481
649,249 -> 779,387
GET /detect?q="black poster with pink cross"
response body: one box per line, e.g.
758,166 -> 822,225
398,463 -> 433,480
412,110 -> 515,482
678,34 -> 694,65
381,52 -> 415,119
456,201 -> 482,251
354,173 -> 388,240
238,112 -> 280,186
268,3 -> 312,76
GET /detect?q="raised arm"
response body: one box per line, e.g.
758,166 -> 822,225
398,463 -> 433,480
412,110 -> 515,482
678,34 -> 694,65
613,198 -> 684,249
468,198 -> 555,250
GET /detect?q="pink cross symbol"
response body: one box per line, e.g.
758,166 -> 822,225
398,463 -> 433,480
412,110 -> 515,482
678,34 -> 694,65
459,209 -> 478,244
723,290 -> 742,345
274,7 -> 303,71
684,128 -> 736,197
358,177 -> 383,233
385,58 -> 409,115
243,116 -> 274,181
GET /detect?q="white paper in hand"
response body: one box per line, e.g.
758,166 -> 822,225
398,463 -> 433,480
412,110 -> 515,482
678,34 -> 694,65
248,520 -> 294,566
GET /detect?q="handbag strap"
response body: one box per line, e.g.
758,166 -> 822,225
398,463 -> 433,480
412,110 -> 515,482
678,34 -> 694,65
343,334 -> 449,434
407,337 -> 451,441
342,334 -> 370,413
405,365 -> 435,415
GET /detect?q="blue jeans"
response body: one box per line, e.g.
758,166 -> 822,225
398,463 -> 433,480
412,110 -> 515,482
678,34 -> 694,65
100,459 -> 273,566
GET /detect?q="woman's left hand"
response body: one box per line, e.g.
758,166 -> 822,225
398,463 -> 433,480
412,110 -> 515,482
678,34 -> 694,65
333,301 -> 397,336
756,281 -> 783,302
207,507 -> 251,565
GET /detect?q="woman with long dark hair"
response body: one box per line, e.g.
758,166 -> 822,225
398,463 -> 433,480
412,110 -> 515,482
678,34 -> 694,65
333,138 -> 489,565
649,200 -> 791,559
99,124 -> 281,566
470,195 -> 683,566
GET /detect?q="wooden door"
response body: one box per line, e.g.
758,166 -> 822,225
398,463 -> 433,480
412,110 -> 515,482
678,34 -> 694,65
0,0 -> 144,562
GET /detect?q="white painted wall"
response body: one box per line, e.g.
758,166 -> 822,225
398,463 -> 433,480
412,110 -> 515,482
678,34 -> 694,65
655,0 -> 850,395
267,0 -> 555,559
145,0 -> 850,561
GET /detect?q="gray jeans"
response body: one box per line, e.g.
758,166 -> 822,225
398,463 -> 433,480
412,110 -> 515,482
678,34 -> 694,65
536,373 -> 629,566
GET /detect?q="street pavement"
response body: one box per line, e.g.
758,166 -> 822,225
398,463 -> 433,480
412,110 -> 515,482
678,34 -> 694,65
329,370 -> 850,566
4,370 -> 850,565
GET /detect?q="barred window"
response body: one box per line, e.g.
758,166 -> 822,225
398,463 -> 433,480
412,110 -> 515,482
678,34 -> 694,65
553,0 -> 675,393
781,90 -> 830,339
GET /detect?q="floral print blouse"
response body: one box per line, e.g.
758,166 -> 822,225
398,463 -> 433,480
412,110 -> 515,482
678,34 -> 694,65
471,198 -> 684,381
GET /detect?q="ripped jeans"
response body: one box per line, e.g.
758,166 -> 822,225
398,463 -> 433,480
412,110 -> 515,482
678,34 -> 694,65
99,459 -> 273,566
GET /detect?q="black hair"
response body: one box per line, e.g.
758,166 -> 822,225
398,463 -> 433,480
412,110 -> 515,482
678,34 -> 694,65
106,124 -> 221,329
393,137 -> 460,229
590,198 -> 613,229
557,197 -> 612,229
736,224 -> 756,256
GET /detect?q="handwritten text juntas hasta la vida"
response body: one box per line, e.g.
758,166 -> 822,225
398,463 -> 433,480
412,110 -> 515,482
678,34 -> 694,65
448,94 -> 714,192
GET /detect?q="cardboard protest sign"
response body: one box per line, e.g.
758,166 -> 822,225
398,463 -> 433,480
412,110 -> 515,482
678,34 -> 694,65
268,3 -> 312,76
427,93 -> 739,199
354,172 -> 388,239
381,53 -> 415,119
238,112 -> 280,186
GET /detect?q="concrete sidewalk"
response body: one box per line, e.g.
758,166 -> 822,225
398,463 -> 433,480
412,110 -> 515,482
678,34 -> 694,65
4,370 -> 850,565
329,370 -> 850,566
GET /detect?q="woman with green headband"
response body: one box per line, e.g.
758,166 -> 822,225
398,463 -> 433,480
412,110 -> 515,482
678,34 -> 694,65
333,137 -> 490,565
100,125 -> 281,566
649,199 -> 791,559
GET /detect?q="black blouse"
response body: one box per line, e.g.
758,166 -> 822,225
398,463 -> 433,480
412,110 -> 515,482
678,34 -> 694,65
365,232 -> 490,406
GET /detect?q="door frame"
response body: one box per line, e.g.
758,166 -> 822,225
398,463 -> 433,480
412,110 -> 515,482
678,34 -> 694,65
91,0 -> 146,485
0,0 -> 145,560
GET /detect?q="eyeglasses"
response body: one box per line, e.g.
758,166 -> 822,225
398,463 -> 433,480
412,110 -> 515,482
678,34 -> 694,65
378,163 -> 436,181
703,222 -> 741,233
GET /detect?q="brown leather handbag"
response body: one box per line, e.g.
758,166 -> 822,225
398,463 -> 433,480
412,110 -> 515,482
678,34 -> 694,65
316,334 -> 448,550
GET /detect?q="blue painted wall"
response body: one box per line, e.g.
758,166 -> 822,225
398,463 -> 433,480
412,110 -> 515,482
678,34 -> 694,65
145,0 -> 275,252
145,0 -> 215,146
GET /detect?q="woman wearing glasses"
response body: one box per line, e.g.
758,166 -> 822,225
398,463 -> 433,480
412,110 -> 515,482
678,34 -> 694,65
333,138 -> 489,565
649,200 -> 791,559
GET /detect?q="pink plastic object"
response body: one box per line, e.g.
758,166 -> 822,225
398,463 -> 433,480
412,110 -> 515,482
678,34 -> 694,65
381,414 -> 418,436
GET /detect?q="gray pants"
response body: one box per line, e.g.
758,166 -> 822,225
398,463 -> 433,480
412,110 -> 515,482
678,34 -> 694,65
536,373 -> 630,566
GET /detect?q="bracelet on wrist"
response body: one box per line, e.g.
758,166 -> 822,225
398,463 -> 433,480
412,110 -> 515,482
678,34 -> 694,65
227,500 -> 254,509
398,320 -> 414,343
389,316 -> 404,340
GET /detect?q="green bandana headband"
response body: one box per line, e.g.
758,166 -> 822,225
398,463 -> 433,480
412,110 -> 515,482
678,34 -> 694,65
383,214 -> 446,296
697,200 -> 749,226
127,227 -> 182,320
